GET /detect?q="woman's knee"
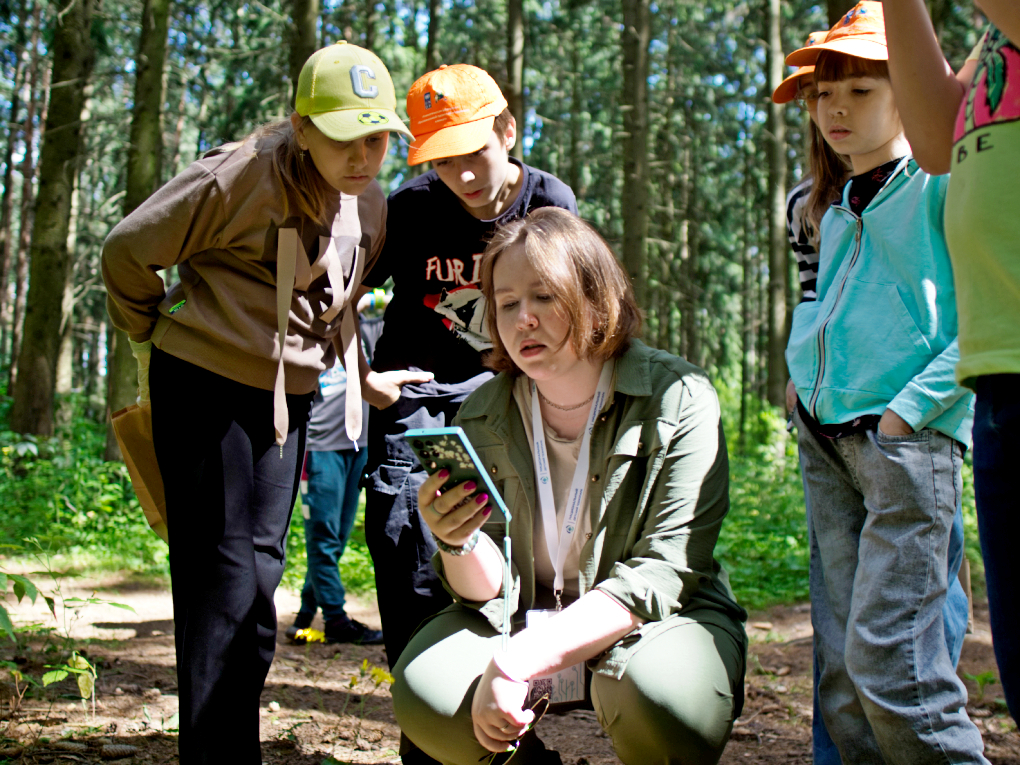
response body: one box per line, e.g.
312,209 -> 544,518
591,621 -> 742,765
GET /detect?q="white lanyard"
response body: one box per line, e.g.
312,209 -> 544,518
530,362 -> 613,608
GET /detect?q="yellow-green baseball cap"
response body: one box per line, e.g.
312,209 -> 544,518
295,42 -> 413,141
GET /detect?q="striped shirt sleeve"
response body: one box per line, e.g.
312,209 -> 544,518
787,177 -> 819,302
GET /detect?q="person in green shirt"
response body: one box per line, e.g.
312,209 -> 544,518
390,208 -> 747,765
884,0 -> 1020,720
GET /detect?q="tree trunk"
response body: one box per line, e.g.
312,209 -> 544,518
289,0 -> 319,104
0,57 -> 25,332
506,0 -> 524,160
828,0 -> 849,26
766,0 -> 788,407
11,0 -> 97,435
363,0 -> 378,51
8,41 -> 48,389
620,0 -> 650,307
425,0 -> 441,73
104,0 -> 171,458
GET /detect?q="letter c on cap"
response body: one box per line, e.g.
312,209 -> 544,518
350,65 -> 379,98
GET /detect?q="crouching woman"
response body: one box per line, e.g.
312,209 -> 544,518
391,208 -> 748,765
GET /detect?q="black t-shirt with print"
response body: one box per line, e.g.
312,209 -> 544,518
365,158 -> 577,383
847,157 -> 905,215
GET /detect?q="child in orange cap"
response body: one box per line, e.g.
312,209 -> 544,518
884,0 -> 1020,722
784,3 -> 988,763
777,25 -> 972,765
358,64 -> 577,677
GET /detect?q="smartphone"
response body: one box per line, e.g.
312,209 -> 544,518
404,426 -> 510,520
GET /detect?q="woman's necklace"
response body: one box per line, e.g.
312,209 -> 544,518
537,387 -> 595,412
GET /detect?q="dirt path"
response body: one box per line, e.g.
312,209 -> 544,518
3,571 -> 1018,764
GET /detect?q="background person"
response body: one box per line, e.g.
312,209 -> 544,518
102,42 -> 416,764
287,303 -> 388,646
392,208 -> 747,765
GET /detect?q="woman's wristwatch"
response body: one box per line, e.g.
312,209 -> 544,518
431,528 -> 481,556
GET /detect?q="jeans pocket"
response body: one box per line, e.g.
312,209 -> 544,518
875,427 -> 931,445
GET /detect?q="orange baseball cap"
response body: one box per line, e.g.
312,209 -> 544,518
772,30 -> 829,104
405,64 -> 509,166
786,1 -> 887,67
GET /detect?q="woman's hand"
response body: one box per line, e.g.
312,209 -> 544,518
879,408 -> 914,436
785,378 -> 797,417
470,659 -> 534,753
362,369 -> 434,409
417,469 -> 491,548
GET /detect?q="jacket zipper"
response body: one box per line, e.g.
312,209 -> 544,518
809,211 -> 863,419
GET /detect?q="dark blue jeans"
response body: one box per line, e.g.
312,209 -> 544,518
298,448 -> 369,622
973,374 -> 1020,720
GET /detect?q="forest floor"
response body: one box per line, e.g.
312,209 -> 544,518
2,570 -> 1018,765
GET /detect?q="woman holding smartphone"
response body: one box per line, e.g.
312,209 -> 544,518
391,208 -> 747,765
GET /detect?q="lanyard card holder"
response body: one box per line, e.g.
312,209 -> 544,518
524,609 -> 586,706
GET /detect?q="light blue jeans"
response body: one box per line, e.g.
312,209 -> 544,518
795,409 -> 988,765
810,498 -> 971,765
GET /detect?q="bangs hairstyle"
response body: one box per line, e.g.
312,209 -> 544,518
480,207 -> 642,376
814,50 -> 890,83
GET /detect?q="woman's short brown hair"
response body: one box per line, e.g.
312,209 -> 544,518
814,50 -> 890,83
481,207 -> 642,376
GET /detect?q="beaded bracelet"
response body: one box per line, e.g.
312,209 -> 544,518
431,528 -> 481,556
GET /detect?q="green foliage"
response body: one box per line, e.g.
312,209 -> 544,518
0,395 -> 169,574
718,407 -> 810,610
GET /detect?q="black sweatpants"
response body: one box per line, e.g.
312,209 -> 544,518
150,348 -> 313,765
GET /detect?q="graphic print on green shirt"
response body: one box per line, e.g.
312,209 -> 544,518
945,24 -> 1020,388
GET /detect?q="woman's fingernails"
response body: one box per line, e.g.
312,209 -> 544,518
463,481 -> 477,491
482,507 -> 492,516
476,493 -> 489,504
438,469 -> 450,478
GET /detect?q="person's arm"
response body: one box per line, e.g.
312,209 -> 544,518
882,338 -> 968,435
884,0 -> 977,174
102,162 -> 225,340
470,590 -> 642,752
976,1 -> 1020,45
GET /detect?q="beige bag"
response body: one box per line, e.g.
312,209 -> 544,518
111,402 -> 168,543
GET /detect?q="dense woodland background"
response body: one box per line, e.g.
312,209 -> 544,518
0,0 -> 987,604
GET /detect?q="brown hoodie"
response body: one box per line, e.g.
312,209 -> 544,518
103,132 -> 384,401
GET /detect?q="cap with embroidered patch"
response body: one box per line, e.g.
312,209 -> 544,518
786,1 -> 887,67
772,31 -> 829,104
295,42 -> 413,142
405,64 -> 509,166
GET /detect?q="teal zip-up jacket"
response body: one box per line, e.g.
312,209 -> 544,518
435,340 -> 747,680
786,158 -> 974,446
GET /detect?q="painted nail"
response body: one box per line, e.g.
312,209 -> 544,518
438,469 -> 450,478
463,481 -> 477,491
482,507 -> 492,516
476,493 -> 489,504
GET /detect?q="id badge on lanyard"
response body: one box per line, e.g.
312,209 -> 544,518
525,362 -> 613,706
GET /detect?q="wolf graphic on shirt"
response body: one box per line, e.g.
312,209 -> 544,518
956,27 -> 1020,142
423,285 -> 492,351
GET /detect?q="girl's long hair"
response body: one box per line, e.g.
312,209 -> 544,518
245,116 -> 337,227
804,121 -> 851,245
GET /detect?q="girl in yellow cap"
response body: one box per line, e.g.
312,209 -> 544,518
102,42 -> 428,764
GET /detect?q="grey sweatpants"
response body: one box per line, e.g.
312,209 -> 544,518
392,605 -> 745,765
